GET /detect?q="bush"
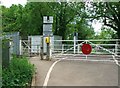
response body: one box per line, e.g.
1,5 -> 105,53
2,56 -> 35,87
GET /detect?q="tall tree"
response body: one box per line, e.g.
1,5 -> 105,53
2,2 -> 95,40
58,2 -> 76,39
47,2 -> 80,39
86,2 -> 120,39
2,2 -> 53,38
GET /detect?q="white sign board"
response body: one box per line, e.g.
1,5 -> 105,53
43,16 -> 53,23
43,16 -> 53,37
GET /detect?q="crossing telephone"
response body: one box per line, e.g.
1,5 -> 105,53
45,37 -> 50,44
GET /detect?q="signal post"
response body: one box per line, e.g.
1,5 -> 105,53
42,16 -> 53,60
45,37 -> 50,60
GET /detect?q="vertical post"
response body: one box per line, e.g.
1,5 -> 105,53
19,40 -> 22,55
86,55 -> 88,60
62,44 -> 64,54
77,44 -> 79,54
46,43 -> 50,60
74,35 -> 76,54
45,37 -> 50,60
50,46 -> 52,59
40,36 -> 44,60
43,16 -> 53,60
39,45 -> 40,57
86,40 -> 88,59
29,38 -> 31,57
37,45 -> 39,55
115,40 -> 118,55
50,37 -> 52,59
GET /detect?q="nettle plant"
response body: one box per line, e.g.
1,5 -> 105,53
2,56 -> 35,87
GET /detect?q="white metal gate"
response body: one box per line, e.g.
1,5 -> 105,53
20,40 -> 41,56
51,39 -> 120,65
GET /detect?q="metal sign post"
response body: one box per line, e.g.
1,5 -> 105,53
40,36 -> 44,60
46,43 -> 50,60
45,37 -> 50,60
74,32 -> 78,54
74,35 -> 76,54
43,16 -> 53,60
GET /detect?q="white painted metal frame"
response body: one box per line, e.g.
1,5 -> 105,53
52,39 -> 120,66
53,39 -> 120,55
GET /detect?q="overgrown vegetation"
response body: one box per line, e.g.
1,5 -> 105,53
2,56 -> 35,87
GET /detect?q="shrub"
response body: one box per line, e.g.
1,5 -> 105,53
2,56 -> 35,87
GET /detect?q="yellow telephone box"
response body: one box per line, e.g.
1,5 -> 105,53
45,37 -> 50,44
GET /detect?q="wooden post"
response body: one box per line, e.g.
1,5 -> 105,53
45,37 -> 50,60
40,36 -> 44,60
46,43 -> 50,60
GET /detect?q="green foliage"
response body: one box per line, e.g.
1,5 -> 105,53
3,2 -> 119,39
95,29 -> 116,39
2,56 -> 35,87
76,19 -> 95,40
86,2 -> 120,39
2,2 -> 95,40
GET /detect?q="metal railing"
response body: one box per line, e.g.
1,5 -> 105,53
52,39 -> 120,56
51,39 -> 120,66
20,40 -> 41,56
20,39 -> 120,60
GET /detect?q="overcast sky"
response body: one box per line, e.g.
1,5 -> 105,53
1,0 -> 102,34
1,0 -> 27,7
